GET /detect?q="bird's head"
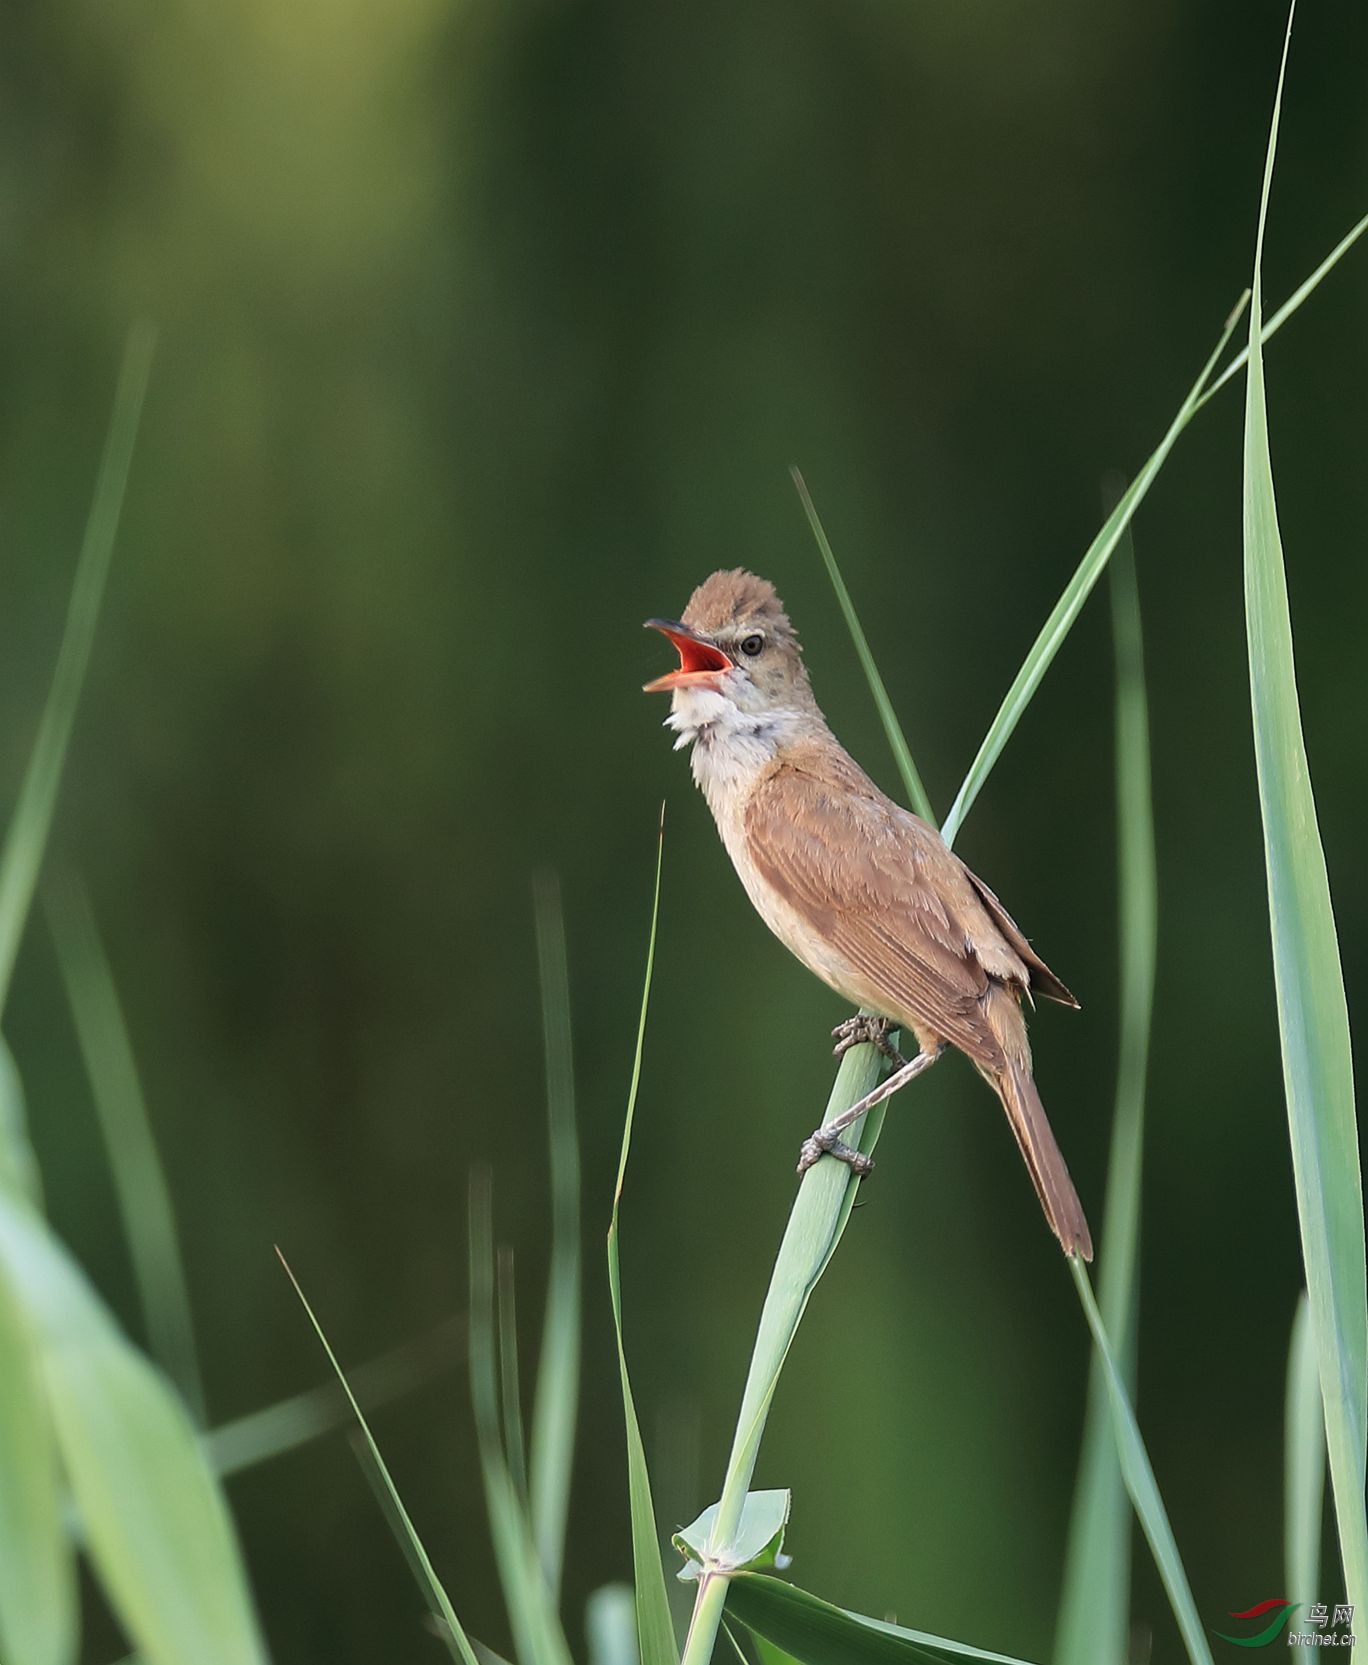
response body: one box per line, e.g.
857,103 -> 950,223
643,570 -> 820,741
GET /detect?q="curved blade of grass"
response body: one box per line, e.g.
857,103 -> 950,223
724,186 -> 1368,1665
940,200 -> 1368,855
345,1432 -> 493,1665
940,301 -> 1245,850
0,1033 -> 43,1206
0,1189 -> 266,1665
1285,1292 -> 1324,1634
706,216 -> 1368,1656
720,1619 -> 752,1665
469,1171 -> 575,1665
0,1264 -> 74,1665
0,1027 -> 66,1665
45,874 -> 206,1423
203,1317 -> 462,1477
1070,1260 -> 1211,1665
1241,4 -> 1368,1627
704,1046 -> 884,1543
790,469 -> 934,823
1055,536 -> 1155,1665
727,1574 -> 1041,1665
608,811 -> 679,1665
689,490 -> 1139,1661
498,1246 -> 530,1503
794,215 -> 1366,863
0,324 -> 155,1017
1198,210 -> 1368,415
278,1248 -> 479,1665
348,1431 -> 462,1653
680,1040 -> 886,1665
774,465 -> 1204,1664
530,871 -> 580,1601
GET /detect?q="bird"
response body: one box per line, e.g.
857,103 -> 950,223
643,567 -> 1092,1260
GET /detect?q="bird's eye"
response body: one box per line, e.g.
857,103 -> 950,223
739,633 -> 764,658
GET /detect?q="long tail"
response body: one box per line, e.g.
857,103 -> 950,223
983,985 -> 1093,1260
996,1061 -> 1093,1261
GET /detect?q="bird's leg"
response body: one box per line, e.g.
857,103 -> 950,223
831,1013 -> 908,1069
797,1045 -> 944,1176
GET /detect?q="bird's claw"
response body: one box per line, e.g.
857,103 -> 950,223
831,1014 -> 907,1068
797,1126 -> 875,1177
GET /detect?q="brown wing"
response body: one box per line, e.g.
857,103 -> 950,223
742,752 -> 1020,1071
961,869 -> 1079,1008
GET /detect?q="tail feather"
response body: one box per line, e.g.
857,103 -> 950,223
996,1061 -> 1093,1261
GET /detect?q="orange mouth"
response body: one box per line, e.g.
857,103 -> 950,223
642,620 -> 732,693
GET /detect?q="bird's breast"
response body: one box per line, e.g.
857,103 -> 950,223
697,754 -> 872,1011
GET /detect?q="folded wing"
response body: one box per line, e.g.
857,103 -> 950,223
742,753 -> 1028,1069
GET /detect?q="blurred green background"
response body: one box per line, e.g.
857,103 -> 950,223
3,0 -> 1366,1659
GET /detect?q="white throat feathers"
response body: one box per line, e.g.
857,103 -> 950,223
665,684 -> 813,823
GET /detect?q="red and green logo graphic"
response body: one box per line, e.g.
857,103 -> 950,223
1213,1599 -> 1301,1647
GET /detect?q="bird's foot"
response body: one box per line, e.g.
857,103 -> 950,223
831,1014 -> 907,1068
797,1125 -> 875,1177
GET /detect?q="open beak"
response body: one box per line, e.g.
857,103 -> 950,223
642,619 -> 733,693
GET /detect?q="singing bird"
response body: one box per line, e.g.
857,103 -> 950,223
644,568 -> 1092,1260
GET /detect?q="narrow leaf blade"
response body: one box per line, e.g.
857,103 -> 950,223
1055,535 -> 1155,1665
0,1034 -> 43,1206
202,1318 -> 461,1478
1199,210 -> 1368,411
529,871 -> 581,1601
608,814 -> 680,1665
941,303 -> 1246,850
468,1173 -> 576,1665
46,875 -> 206,1422
791,469 -> 935,823
728,1574 -> 1041,1665
1241,4 -> 1367,1624
1070,1261 -> 1212,1665
497,1246 -> 530,1503
0,1266 -> 75,1665
0,325 -> 155,1015
0,1192 -> 266,1665
279,1251 -> 479,1665
1285,1292 -> 1325,1628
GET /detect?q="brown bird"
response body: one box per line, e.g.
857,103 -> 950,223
644,568 -> 1092,1260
